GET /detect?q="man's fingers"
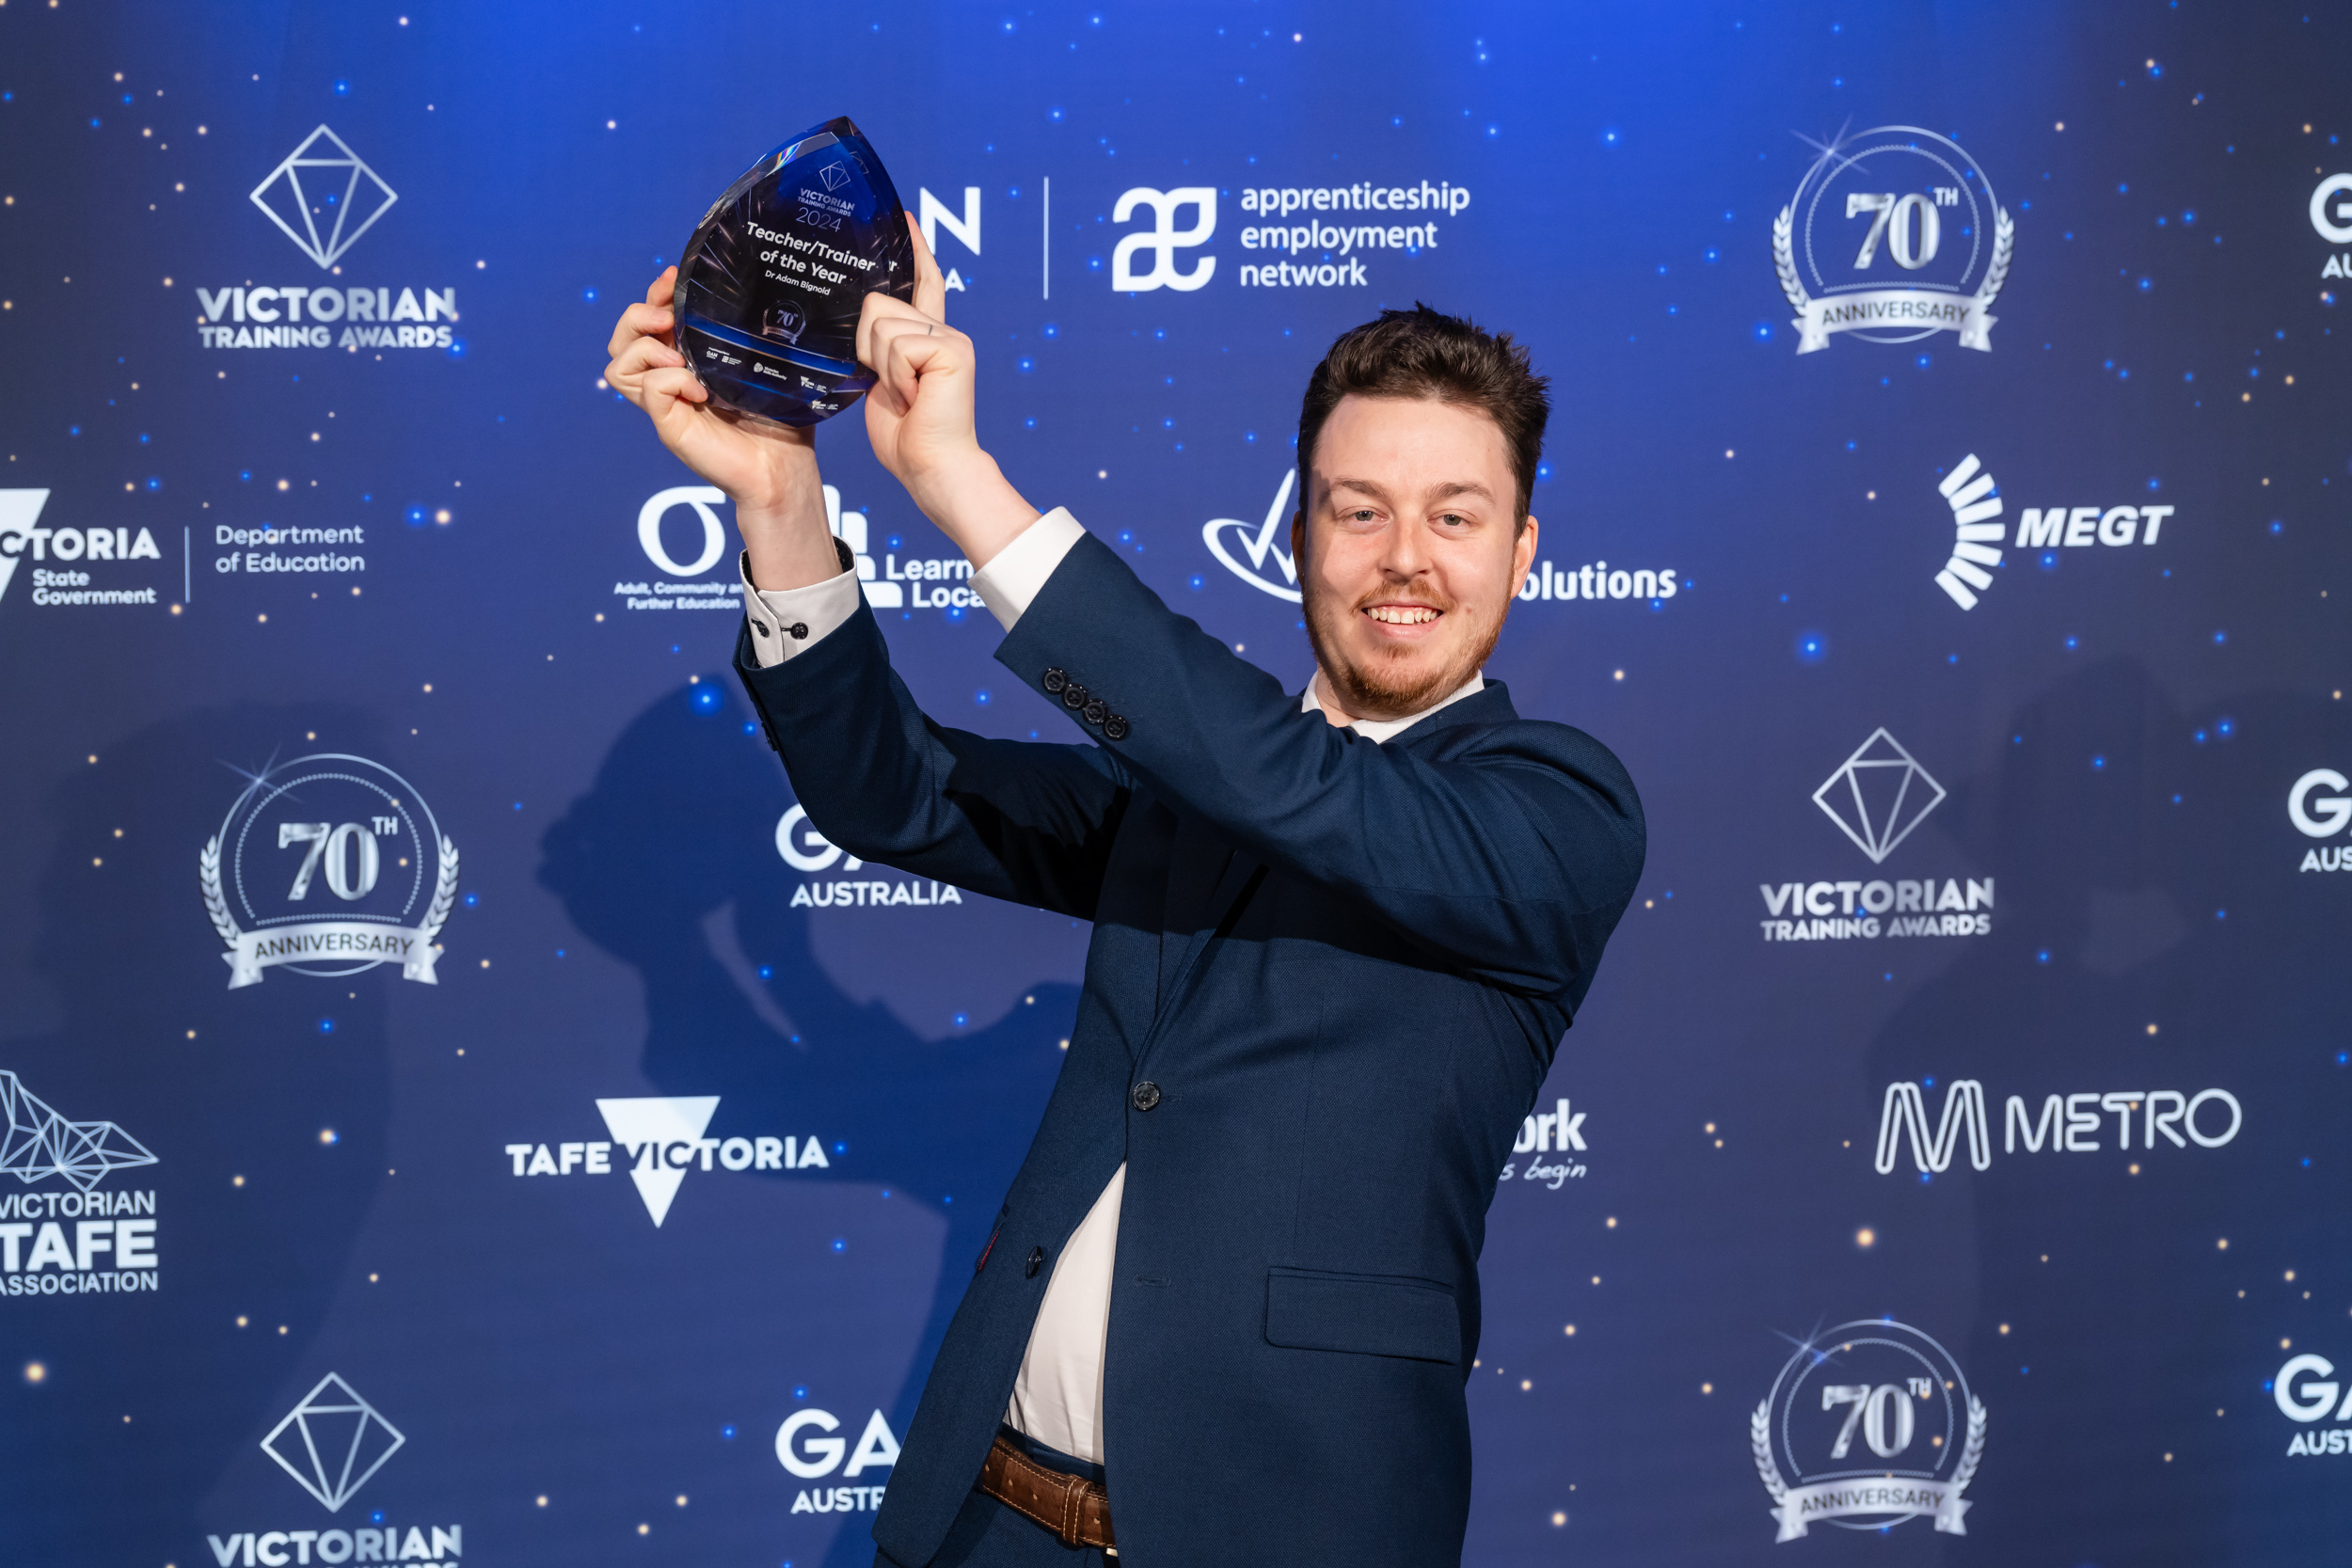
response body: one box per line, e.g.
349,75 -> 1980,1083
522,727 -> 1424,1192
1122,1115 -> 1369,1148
907,215 -> 947,321
857,291 -> 940,370
607,300 -> 675,360
608,334 -> 683,385
644,266 -> 676,308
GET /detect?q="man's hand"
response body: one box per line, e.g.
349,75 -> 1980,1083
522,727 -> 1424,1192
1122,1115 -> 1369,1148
605,268 -> 836,590
856,220 -> 1039,568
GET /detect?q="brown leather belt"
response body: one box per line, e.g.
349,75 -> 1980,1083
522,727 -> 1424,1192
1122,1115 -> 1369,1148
978,1433 -> 1117,1553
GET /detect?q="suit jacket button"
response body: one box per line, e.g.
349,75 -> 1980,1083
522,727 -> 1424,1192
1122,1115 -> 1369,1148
1041,668 -> 1068,694
1132,1081 -> 1162,1112
1082,698 -> 1108,725
1025,1245 -> 1046,1278
1062,683 -> 1089,710
1103,715 -> 1129,741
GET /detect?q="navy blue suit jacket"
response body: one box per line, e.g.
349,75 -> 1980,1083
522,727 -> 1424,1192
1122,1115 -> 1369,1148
736,531 -> 1645,1567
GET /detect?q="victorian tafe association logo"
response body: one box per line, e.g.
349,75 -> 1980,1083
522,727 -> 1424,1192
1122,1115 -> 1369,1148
1753,1318 -> 1986,1540
1,1069 -> 160,1298
201,753 -> 458,988
1775,126 -> 2012,354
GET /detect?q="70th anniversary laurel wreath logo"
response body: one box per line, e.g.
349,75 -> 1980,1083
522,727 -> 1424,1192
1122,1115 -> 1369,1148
1752,1318 -> 1987,1541
200,752 -> 458,988
1774,125 -> 2013,355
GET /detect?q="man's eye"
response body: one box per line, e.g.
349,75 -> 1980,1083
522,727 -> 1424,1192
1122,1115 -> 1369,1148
1348,509 -> 1378,523
1437,512 -> 1469,528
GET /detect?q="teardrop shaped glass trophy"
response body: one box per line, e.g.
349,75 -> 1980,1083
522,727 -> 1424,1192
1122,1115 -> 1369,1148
674,118 -> 915,426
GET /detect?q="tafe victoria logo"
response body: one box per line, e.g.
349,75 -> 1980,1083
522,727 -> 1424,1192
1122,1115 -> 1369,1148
1752,1319 -> 1986,1540
202,754 -> 459,988
506,1098 -> 836,1227
195,127 -> 463,356
1774,125 -> 2012,355
1760,730 -> 1993,942
2275,1351 -> 2352,1457
207,1372 -> 464,1566
0,1070 -> 160,1299
2289,768 -> 2352,873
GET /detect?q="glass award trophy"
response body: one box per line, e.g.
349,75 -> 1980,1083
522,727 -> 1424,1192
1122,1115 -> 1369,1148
674,118 -> 915,426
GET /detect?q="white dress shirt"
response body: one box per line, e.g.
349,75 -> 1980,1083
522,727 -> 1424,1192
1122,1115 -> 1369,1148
741,505 -> 1480,1465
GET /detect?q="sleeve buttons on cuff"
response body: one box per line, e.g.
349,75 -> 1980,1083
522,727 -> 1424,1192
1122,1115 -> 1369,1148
1061,683 -> 1089,710
1082,698 -> 1108,725
1041,668 -> 1069,694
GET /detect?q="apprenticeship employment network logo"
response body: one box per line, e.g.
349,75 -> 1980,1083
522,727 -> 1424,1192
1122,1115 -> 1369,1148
249,127 -> 398,269
261,1373 -> 405,1511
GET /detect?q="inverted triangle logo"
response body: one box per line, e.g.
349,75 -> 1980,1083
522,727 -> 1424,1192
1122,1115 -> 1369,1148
595,1096 -> 719,1226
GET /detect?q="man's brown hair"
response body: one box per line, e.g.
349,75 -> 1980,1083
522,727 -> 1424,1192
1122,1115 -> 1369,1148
1295,304 -> 1551,530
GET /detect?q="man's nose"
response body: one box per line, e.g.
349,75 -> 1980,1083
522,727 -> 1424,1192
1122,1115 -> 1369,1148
1378,517 -> 1431,580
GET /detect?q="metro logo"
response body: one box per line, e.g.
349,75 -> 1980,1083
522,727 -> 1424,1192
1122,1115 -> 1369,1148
1874,1080 -> 2242,1174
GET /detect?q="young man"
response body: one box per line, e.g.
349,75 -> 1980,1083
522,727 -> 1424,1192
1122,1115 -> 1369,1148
605,229 -> 1645,1568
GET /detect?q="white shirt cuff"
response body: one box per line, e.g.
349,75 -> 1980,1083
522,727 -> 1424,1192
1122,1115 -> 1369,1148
971,507 -> 1088,632
739,543 -> 865,668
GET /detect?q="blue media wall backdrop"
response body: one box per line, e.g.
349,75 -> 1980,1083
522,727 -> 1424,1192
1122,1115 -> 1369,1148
1,3 -> 2348,1564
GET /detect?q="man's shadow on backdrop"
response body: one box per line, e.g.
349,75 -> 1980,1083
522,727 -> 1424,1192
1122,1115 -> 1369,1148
540,676 -> 1075,1566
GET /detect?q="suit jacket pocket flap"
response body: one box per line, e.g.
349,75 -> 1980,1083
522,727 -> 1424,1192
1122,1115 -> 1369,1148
1263,1267 -> 1460,1364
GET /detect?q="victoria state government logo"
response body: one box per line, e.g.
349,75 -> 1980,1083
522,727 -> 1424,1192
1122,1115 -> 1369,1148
1774,125 -> 2013,354
1753,1319 -> 1986,1541
201,753 -> 458,988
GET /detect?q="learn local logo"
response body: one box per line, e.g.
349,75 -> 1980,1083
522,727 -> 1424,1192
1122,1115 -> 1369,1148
195,126 -> 463,356
2276,1351 -> 2352,1456
1925,454 -> 2182,611
777,804 -> 963,910
1874,1080 -> 2241,1178
1775,126 -> 2012,354
1760,730 -> 1993,942
1497,1095 -> 1589,1192
207,1372 -> 462,1566
0,1069 -> 160,1299
1752,1319 -> 1986,1540
201,753 -> 458,988
0,490 -> 167,614
2290,768 -> 2352,872
505,1097 -> 837,1227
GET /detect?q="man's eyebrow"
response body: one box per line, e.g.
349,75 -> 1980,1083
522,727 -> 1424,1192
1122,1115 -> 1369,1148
1428,480 -> 1498,503
1324,476 -> 1393,503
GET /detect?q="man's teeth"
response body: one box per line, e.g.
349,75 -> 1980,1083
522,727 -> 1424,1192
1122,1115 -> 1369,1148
1365,606 -> 1438,625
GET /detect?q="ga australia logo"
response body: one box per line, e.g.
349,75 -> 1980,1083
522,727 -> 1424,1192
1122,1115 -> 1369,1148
2290,768 -> 2352,872
201,753 -> 458,988
1775,126 -> 2012,354
1752,1319 -> 1986,1540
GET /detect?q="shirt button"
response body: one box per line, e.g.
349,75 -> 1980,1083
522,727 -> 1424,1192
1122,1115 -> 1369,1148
1132,1081 -> 1162,1112
787,623 -> 809,641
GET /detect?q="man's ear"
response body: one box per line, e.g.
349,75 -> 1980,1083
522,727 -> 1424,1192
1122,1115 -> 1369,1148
1509,513 -> 1540,601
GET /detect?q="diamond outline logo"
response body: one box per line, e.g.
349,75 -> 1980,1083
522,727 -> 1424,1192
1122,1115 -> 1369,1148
260,1372 -> 406,1513
818,160 -> 851,192
248,125 -> 399,271
0,1069 -> 157,1193
1812,728 -> 1947,865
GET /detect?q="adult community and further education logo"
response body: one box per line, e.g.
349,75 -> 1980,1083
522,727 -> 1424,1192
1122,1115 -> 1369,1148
196,126 -> 463,355
1752,1319 -> 1985,1540
201,753 -> 458,988
0,1069 -> 160,1298
1761,730 -> 1993,942
1775,126 -> 2012,354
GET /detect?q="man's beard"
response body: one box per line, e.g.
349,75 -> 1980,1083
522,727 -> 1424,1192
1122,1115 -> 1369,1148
1302,578 -> 1505,721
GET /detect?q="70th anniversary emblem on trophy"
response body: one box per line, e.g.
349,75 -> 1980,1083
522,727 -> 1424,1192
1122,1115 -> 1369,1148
1773,125 -> 2014,354
199,752 -> 458,988
1752,1318 -> 1987,1541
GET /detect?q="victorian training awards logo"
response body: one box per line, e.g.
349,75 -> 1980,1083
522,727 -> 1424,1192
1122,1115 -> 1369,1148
1752,1319 -> 1986,1540
249,127 -> 398,269
261,1373 -> 406,1511
201,753 -> 458,988
1813,729 -> 1945,864
1774,125 -> 2013,354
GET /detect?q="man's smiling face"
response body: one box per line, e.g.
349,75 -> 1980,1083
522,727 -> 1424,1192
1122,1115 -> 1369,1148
1293,392 -> 1539,722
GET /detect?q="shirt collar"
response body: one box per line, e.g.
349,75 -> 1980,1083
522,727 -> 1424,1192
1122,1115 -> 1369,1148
1300,670 -> 1486,745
